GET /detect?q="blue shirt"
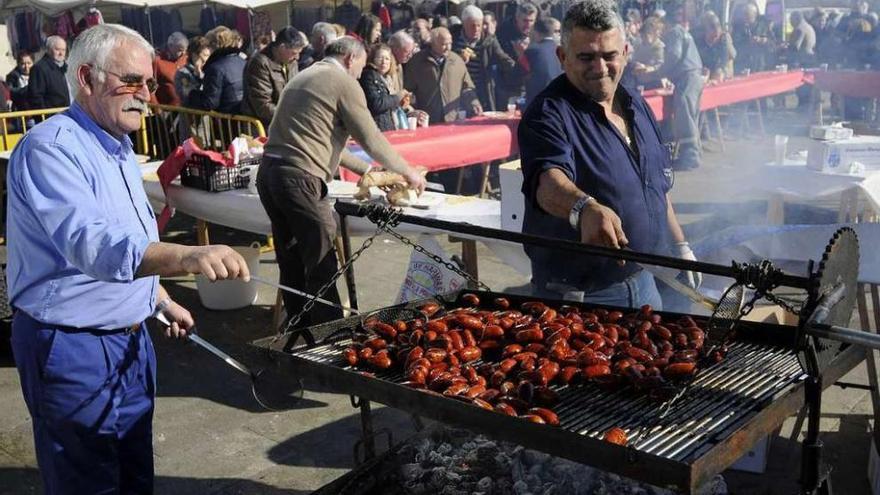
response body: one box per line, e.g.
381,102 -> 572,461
519,75 -> 673,289
6,102 -> 159,329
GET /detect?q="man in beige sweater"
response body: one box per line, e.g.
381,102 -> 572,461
258,36 -> 426,325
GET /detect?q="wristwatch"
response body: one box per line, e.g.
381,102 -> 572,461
568,194 -> 594,231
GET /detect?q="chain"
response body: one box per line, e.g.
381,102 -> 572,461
274,204 -> 491,340
364,204 -> 492,292
275,209 -> 400,340
764,291 -> 804,316
380,227 -> 492,292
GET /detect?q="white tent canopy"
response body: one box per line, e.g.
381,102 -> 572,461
1,0 -> 290,17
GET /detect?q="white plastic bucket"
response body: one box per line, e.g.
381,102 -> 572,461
195,242 -> 261,310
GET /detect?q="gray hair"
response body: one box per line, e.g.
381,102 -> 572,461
66,23 -> 154,98
388,30 -> 415,49
167,31 -> 188,50
46,35 -> 66,50
517,2 -> 539,17
461,5 -> 484,22
324,36 -> 366,59
312,21 -> 337,40
561,0 -> 625,48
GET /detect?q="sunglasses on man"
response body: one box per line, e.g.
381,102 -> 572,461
89,65 -> 158,94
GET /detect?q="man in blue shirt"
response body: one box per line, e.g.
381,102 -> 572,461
7,24 -> 250,494
519,0 -> 700,309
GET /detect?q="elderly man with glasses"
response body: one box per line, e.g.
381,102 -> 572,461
6,24 -> 250,494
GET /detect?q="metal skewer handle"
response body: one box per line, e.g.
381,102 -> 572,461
249,275 -> 360,315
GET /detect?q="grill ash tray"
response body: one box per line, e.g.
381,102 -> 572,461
252,290 -> 863,494
313,425 -> 729,495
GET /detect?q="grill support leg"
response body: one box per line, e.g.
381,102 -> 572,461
339,215 -> 359,311
801,375 -> 833,495
351,395 -> 376,462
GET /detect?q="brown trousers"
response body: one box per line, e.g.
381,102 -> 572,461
256,157 -> 343,327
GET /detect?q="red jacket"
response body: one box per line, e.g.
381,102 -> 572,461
153,52 -> 187,106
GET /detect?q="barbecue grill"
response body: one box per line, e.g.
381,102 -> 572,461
246,205 -> 873,494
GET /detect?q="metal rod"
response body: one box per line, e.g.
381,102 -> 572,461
808,324 -> 880,350
335,202 -> 813,289
250,275 -> 360,314
188,333 -> 254,377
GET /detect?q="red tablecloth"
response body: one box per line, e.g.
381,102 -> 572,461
339,117 -> 519,182
641,71 -> 805,121
803,70 -> 880,98
642,90 -> 668,120
700,70 -> 805,111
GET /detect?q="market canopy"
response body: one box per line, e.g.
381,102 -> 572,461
0,0 -> 291,17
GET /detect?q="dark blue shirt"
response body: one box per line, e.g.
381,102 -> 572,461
519,75 -> 673,289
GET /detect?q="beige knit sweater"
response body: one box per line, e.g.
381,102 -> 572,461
264,59 -> 410,182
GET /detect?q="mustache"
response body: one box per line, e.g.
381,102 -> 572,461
122,99 -> 148,113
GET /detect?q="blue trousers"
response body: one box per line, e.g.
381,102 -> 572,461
533,270 -> 663,310
11,311 -> 157,495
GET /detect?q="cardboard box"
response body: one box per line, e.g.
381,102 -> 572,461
807,135 -> 880,172
499,160 -> 525,232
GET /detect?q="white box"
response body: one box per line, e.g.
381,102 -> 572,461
499,160 -> 525,232
729,435 -> 771,474
807,136 -> 880,172
810,125 -> 853,141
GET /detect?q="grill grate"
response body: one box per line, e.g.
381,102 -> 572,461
291,337 -> 804,462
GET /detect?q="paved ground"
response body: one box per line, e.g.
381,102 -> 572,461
0,104 -> 876,494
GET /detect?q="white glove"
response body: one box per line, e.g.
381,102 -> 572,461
675,241 -> 702,289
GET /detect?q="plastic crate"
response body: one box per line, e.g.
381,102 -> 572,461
180,154 -> 258,192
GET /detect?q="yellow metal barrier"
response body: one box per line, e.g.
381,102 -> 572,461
139,104 -> 266,159
0,107 -> 68,151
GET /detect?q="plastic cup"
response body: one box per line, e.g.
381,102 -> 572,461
774,135 -> 789,166
408,116 -> 418,129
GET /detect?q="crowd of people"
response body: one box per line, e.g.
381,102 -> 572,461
5,1 -> 880,130
626,0 -> 880,90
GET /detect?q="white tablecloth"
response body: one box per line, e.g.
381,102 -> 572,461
139,161 -> 513,254
744,162 -> 880,213
695,223 -> 880,285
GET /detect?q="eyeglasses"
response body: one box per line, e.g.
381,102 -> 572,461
92,65 -> 158,94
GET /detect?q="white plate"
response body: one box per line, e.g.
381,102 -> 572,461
481,111 -> 513,119
405,193 -> 445,209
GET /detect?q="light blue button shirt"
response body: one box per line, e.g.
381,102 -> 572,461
6,102 -> 159,330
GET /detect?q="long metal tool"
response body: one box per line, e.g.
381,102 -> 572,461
250,275 -> 360,315
155,313 -> 304,411
336,202 -> 814,290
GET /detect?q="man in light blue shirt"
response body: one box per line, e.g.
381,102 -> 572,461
7,24 -> 250,494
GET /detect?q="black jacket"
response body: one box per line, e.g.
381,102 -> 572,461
359,66 -> 399,132
27,57 -> 69,110
450,24 -> 516,111
5,67 -> 29,110
189,47 -> 246,114
524,38 -> 562,107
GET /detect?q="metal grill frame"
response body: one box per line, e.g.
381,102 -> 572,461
250,290 -> 864,493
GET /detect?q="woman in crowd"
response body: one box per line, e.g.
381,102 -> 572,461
353,13 -> 383,47
6,51 -> 33,111
188,27 -> 247,114
175,36 -> 211,105
359,43 -> 411,131
631,16 -> 665,87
